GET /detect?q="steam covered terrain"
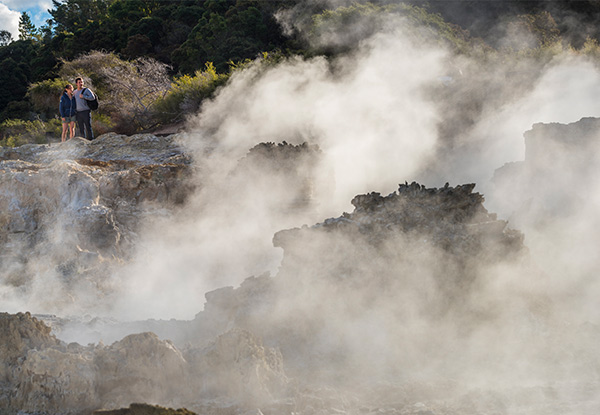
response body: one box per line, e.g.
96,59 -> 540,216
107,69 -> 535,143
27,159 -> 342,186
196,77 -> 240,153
2,1 -> 600,414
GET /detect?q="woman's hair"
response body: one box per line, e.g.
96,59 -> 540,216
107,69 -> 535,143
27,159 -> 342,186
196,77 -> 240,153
65,84 -> 73,91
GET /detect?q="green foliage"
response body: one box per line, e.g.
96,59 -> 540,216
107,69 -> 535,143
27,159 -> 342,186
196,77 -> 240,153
0,101 -> 32,122
400,4 -> 474,53
3,0 -> 600,136
0,118 -> 55,147
518,11 -> 561,46
579,37 -> 600,60
0,54 -> 30,114
19,12 -> 37,41
28,78 -> 70,118
171,0 -> 288,73
0,30 -> 12,46
310,2 -> 384,52
0,39 -> 56,115
49,0 -> 112,33
309,2 -> 474,55
91,112 -> 115,136
59,51 -> 171,132
154,62 -> 229,123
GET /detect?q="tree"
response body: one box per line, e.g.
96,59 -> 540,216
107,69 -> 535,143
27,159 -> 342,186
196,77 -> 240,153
0,30 -> 12,46
0,57 -> 28,113
172,0 -> 288,73
49,0 -> 111,33
19,12 -> 37,41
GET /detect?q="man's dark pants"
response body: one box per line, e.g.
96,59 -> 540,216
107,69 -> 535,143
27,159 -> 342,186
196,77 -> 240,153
76,110 -> 94,140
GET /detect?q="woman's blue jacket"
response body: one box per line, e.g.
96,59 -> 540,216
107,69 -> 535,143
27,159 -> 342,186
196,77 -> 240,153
59,92 -> 77,118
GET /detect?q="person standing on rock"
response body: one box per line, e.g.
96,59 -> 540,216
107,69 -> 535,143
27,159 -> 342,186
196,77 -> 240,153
74,77 -> 95,140
59,84 -> 77,142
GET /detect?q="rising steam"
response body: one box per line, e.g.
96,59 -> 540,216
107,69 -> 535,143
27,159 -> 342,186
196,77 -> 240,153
112,4 -> 600,324
2,4 -> 600,411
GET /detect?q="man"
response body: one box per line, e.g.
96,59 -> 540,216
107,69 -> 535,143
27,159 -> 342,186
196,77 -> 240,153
73,77 -> 95,140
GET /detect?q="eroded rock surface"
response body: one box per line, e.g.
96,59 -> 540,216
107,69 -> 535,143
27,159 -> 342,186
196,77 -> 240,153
0,314 -> 288,414
0,133 -> 193,312
2,136 -> 599,414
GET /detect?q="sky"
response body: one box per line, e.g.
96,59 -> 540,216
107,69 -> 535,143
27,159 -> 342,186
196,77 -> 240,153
0,0 -> 52,40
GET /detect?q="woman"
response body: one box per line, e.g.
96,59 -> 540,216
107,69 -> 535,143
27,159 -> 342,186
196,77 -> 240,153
59,84 -> 77,142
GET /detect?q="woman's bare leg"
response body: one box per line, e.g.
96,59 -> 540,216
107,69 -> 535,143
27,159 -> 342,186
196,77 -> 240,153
61,122 -> 68,142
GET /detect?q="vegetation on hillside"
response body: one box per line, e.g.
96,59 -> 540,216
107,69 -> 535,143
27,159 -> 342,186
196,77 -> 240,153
1,0 -> 600,146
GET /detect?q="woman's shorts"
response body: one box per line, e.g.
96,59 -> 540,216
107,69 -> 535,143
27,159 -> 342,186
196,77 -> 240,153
62,115 -> 76,123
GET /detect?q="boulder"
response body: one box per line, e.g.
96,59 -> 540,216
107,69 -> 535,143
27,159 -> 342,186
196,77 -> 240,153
185,328 -> 288,406
94,332 -> 188,409
0,312 -> 60,383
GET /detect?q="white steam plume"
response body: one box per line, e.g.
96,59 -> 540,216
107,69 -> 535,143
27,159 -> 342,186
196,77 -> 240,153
109,15 -> 451,320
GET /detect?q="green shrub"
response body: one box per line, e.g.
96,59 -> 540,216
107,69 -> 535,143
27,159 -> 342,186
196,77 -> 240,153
91,112 -> 115,136
0,118 -> 59,147
28,78 -> 72,118
153,62 -> 229,124
579,37 -> 600,61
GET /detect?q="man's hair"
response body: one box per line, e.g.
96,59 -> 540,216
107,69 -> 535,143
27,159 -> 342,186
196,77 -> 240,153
75,77 -> 83,83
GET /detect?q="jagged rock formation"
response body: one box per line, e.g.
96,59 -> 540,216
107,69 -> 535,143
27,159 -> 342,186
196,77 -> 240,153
0,313 -> 288,414
196,182 -> 533,384
3,130 -> 600,414
0,133 -> 193,310
0,180 -> 539,414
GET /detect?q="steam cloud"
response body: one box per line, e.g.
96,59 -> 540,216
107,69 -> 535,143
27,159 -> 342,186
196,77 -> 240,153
2,2 -> 600,411
107,5 -> 600,406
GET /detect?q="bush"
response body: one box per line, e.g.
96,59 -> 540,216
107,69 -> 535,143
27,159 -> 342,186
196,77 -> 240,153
28,78 -> 72,119
579,37 -> 600,61
0,100 -> 33,122
91,112 -> 115,136
0,118 -> 61,147
153,62 -> 229,124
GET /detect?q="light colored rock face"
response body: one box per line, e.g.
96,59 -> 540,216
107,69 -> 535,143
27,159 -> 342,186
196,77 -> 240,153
94,332 -> 189,409
3,127 -> 600,415
0,312 -> 60,383
0,314 -> 288,414
186,328 -> 288,405
0,133 -> 193,313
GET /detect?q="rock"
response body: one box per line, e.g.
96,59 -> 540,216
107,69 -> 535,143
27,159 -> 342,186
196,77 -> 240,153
0,312 -> 288,413
14,344 -> 99,413
493,117 -> 600,222
0,312 -> 60,383
0,133 -> 193,311
94,332 -> 188,409
274,181 -> 525,286
186,328 -> 289,406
